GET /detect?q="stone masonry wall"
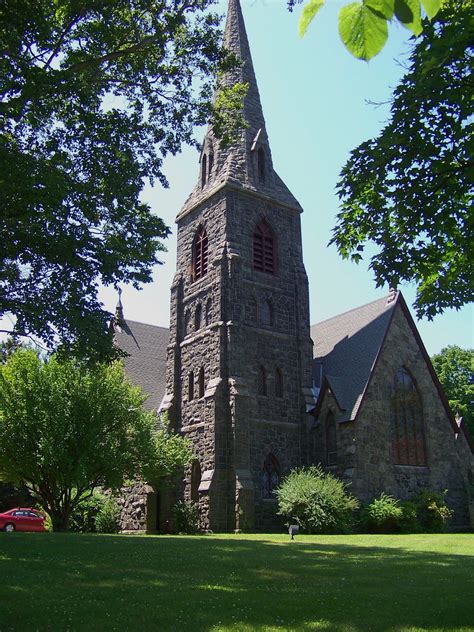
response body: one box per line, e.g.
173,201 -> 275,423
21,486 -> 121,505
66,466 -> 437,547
351,304 -> 473,525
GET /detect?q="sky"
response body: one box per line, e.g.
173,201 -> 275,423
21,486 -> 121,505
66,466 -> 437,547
97,0 -> 473,357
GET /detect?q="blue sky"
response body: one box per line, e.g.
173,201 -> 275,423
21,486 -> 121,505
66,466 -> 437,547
99,0 -> 473,356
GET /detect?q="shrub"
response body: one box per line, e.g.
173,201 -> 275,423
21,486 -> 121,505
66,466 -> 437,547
399,501 -> 419,533
360,493 -> 403,533
412,490 -> 453,532
173,500 -> 200,534
69,491 -> 107,533
275,466 -> 359,534
95,498 -> 121,534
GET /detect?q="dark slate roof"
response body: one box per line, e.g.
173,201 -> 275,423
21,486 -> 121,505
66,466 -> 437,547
311,293 -> 398,422
114,319 -> 169,411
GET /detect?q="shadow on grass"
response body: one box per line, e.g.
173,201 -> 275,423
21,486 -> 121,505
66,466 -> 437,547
1,533 -> 473,631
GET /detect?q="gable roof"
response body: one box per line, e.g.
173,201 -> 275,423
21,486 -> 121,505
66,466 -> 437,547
311,293 -> 398,422
114,319 -> 169,411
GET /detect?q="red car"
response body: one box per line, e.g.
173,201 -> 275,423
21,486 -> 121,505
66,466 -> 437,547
0,508 -> 47,532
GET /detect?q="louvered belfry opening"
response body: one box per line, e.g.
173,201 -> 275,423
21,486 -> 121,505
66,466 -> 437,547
192,227 -> 208,281
253,221 -> 275,274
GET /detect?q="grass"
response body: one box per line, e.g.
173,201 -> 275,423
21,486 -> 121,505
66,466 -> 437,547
1,533 -> 474,632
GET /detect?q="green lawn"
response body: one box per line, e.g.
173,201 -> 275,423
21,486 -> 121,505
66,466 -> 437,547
1,533 -> 473,632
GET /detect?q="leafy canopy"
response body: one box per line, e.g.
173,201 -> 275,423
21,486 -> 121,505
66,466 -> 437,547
0,0 -> 245,357
432,345 -> 474,436
331,0 -> 473,319
289,0 -> 442,60
0,349 -> 192,530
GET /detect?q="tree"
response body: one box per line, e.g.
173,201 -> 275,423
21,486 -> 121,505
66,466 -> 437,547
330,0 -> 473,319
0,349 -> 192,530
0,337 -> 23,364
432,346 -> 474,436
0,0 -> 245,357
288,0 -> 442,60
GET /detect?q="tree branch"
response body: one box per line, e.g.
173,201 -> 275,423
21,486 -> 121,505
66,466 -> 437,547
44,11 -> 85,70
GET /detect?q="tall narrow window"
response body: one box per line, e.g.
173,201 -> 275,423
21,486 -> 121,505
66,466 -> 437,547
260,300 -> 273,327
201,154 -> 207,188
184,310 -> 191,337
257,147 -> 266,183
205,298 -> 212,326
253,221 -> 275,274
192,227 -> 208,281
188,371 -> 194,402
208,150 -> 214,179
191,460 -> 201,504
257,365 -> 267,396
391,367 -> 426,466
262,453 -> 279,499
275,368 -> 283,398
326,412 -> 337,466
198,367 -> 205,399
195,304 -> 202,331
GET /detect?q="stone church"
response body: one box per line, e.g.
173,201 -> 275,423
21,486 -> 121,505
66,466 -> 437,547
114,0 -> 473,532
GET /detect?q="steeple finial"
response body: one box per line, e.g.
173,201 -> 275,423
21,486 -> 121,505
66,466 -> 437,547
115,286 -> 124,323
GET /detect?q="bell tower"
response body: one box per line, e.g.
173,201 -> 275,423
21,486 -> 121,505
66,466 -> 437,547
162,0 -> 314,531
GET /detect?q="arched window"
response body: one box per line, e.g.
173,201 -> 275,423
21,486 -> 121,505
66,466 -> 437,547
262,453 -> 279,499
253,221 -> 275,274
257,147 -> 266,183
275,368 -> 283,398
208,150 -> 214,179
257,365 -> 267,396
205,298 -> 212,326
198,367 -> 205,399
391,367 -> 426,466
191,460 -> 201,504
192,227 -> 208,281
188,371 -> 194,402
195,304 -> 202,331
260,300 -> 273,327
326,411 -> 337,466
201,154 -> 207,188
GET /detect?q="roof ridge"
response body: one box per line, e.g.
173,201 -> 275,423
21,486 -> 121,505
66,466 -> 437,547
311,293 -> 397,329
123,319 -> 169,332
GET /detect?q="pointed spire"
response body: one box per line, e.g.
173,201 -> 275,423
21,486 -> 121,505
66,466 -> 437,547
115,287 -> 124,324
221,0 -> 266,132
177,0 -> 302,218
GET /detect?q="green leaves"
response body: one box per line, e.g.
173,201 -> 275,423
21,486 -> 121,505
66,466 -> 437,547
0,349 -> 191,530
395,0 -> 422,35
333,1 -> 473,319
1,0 -> 243,356
296,0 -> 442,59
299,0 -> 325,37
339,2 -> 389,61
421,0 -> 442,19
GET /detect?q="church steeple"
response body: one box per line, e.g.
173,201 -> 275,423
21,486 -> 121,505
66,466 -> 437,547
167,0 -> 313,533
178,0 -> 301,218
221,0 -> 266,137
